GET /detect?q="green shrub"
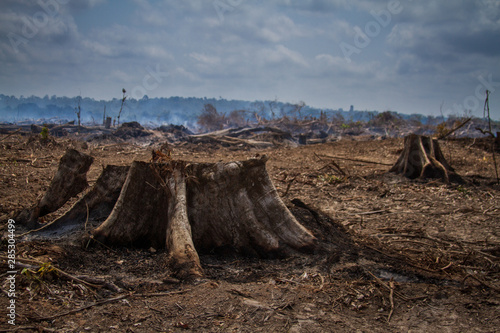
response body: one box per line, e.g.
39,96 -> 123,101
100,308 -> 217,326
40,126 -> 49,140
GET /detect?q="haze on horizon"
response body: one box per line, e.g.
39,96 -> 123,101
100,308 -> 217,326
0,0 -> 499,119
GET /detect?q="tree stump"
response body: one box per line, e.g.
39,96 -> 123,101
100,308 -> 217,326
389,134 -> 458,182
17,149 -> 94,228
92,156 -> 317,279
35,165 -> 130,237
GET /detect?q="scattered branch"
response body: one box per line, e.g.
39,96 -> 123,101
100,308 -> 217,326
318,154 -> 392,166
437,117 -> 472,140
0,256 -> 101,289
29,289 -> 190,321
0,128 -> 21,142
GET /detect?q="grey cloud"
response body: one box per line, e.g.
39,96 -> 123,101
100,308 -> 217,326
65,0 -> 106,13
443,29 -> 500,57
275,0 -> 350,12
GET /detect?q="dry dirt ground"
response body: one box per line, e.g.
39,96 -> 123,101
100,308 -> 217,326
1,133 -> 499,332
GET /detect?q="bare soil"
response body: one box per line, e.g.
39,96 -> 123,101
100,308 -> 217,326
1,133 -> 499,332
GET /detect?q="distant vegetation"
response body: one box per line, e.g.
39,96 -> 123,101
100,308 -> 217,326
0,94 -> 497,133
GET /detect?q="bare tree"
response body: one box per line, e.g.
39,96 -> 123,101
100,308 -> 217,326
198,104 -> 225,132
268,97 -> 278,120
290,101 -> 306,121
226,110 -> 247,127
74,94 -> 82,128
117,88 -> 127,127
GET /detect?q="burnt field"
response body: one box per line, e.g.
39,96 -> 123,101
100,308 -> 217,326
1,128 -> 499,332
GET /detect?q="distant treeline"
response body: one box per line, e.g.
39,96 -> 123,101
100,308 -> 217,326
0,93 -> 452,128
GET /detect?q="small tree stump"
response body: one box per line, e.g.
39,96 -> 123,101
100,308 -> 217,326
92,156 -> 317,279
38,149 -> 94,216
17,149 -> 94,228
389,134 -> 458,182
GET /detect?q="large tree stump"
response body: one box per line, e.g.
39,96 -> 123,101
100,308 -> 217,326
92,156 -> 317,279
389,134 -> 458,182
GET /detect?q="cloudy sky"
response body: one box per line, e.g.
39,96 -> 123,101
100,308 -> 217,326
1,0 -> 499,118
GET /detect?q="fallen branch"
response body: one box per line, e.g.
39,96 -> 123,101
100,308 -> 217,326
30,289 -> 190,321
16,217 -> 66,237
0,256 -> 101,289
315,153 -> 346,176
0,128 -> 21,142
437,118 -> 471,140
318,154 -> 393,166
475,127 -> 495,138
387,279 -> 395,323
462,274 -> 499,291
0,326 -> 38,333
351,210 -> 389,216
31,294 -> 129,321
364,269 -> 409,301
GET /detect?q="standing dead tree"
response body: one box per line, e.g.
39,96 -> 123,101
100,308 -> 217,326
117,88 -> 127,127
483,90 -> 499,183
74,94 -> 82,128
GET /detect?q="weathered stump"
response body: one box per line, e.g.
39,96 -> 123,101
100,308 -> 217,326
92,156 -> 317,279
36,165 -> 130,236
17,149 -> 94,228
389,134 -> 458,182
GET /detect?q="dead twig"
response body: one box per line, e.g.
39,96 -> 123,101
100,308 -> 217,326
315,152 -> 346,176
0,256 -> 101,289
475,127 -> 495,138
462,274 -> 500,291
318,154 -> 393,166
29,289 -> 190,321
30,294 -> 130,321
387,279 -> 395,323
16,217 -> 62,238
351,210 -> 389,216
0,128 -> 21,142
281,176 -> 297,197
364,269 -> 409,301
84,199 -> 90,232
0,326 -> 39,333
437,118 -> 472,140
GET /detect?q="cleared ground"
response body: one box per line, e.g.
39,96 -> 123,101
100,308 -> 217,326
1,133 -> 499,332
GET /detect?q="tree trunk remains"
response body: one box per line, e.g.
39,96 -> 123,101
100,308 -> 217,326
389,134 -> 458,182
36,165 -> 130,236
17,149 -> 94,228
92,156 -> 317,279
38,149 -> 94,216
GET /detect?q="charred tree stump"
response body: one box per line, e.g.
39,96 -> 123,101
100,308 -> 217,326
92,156 -> 317,279
389,134 -> 458,182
